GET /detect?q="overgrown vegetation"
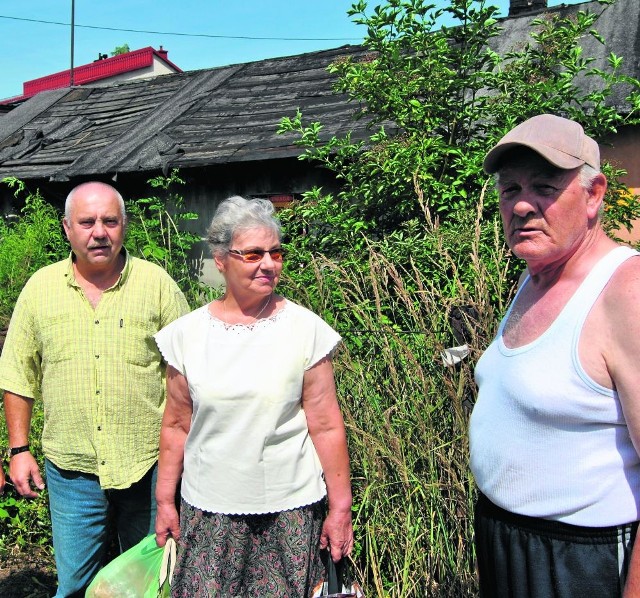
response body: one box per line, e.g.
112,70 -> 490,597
283,194 -> 508,596
276,0 -> 640,595
0,178 -> 68,331
123,169 -> 206,307
278,0 -> 640,255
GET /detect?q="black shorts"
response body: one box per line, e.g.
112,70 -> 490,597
474,493 -> 638,598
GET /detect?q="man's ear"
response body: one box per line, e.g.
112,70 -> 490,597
587,173 -> 607,220
62,217 -> 70,238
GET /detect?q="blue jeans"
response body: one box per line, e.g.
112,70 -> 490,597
45,459 -> 158,598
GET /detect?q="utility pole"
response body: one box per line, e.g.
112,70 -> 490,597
70,0 -> 75,86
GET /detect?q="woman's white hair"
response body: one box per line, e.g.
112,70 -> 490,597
206,196 -> 281,256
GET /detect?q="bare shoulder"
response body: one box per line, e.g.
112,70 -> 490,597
582,252 -> 640,354
595,254 -> 640,362
602,254 -> 640,311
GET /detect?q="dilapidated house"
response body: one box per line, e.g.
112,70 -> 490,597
0,44 -> 371,214
0,0 -> 639,281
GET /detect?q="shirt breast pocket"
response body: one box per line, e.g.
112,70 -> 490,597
39,314 -> 81,365
119,316 -> 160,367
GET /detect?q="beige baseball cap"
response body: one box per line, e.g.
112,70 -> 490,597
483,114 -> 600,174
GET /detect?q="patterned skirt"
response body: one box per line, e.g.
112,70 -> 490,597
171,498 -> 326,598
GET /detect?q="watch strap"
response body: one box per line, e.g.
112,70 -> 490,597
9,444 -> 30,456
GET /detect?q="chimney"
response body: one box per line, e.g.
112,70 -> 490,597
157,45 -> 168,59
509,0 -> 547,16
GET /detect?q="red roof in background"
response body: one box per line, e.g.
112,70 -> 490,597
2,46 -> 181,105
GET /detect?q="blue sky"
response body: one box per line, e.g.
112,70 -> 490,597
1,0 -> 586,101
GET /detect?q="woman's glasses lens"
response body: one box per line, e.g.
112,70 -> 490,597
230,249 -> 285,262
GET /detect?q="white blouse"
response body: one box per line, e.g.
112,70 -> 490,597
154,299 -> 341,515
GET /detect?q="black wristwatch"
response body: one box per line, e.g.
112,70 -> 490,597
8,444 -> 30,457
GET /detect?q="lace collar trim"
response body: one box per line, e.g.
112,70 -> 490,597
203,299 -> 289,332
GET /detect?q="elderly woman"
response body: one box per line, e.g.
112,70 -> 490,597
154,196 -> 353,597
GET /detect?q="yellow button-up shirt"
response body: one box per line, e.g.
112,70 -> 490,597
0,252 -> 190,489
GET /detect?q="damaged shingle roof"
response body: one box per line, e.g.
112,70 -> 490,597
0,0 -> 638,183
0,45 -> 372,182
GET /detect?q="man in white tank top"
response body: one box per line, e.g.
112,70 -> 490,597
469,114 -> 640,597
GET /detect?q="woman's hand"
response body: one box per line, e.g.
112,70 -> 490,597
155,501 -> 181,547
320,507 -> 354,562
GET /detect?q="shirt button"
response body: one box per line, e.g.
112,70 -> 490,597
95,320 -> 99,324
101,461 -> 106,465
97,426 -> 102,431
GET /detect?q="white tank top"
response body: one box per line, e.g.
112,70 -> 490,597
470,245 -> 640,526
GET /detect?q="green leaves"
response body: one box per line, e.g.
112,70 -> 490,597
123,169 -> 204,308
277,0 -> 640,296
0,181 -> 68,329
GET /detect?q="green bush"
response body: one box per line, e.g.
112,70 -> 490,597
124,169 -> 207,309
0,178 -> 68,330
0,400 -> 51,556
278,0 -> 640,286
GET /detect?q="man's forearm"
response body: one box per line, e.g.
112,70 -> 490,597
3,391 -> 35,446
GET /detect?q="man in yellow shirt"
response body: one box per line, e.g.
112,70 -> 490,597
0,181 -> 189,597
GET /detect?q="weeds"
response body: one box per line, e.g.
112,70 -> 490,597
0,400 -> 51,557
281,197 -> 513,596
0,179 -> 68,330
124,169 -> 205,308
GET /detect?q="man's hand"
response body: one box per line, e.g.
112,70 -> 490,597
9,451 -> 45,498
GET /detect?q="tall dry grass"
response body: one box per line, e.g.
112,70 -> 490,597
284,197 -> 515,596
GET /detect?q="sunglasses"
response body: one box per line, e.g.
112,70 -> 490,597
228,248 -> 285,263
